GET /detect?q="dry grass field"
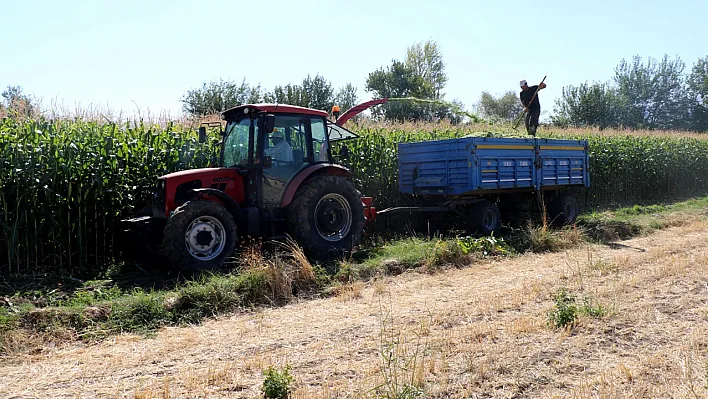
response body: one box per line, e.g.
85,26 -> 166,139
2,216 -> 708,398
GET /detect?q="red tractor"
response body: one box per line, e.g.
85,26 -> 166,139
122,101 -> 382,271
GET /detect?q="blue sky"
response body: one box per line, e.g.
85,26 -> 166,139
2,0 -> 706,119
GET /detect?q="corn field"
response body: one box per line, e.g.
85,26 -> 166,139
341,127 -> 708,209
1,117 -> 708,276
0,117 -> 218,276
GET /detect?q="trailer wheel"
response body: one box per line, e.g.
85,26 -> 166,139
548,194 -> 580,225
288,175 -> 365,259
163,201 -> 238,272
468,200 -> 501,236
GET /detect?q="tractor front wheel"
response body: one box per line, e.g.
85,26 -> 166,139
288,175 -> 365,259
163,201 -> 237,272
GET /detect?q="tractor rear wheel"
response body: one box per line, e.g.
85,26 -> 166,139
163,201 -> 237,272
467,200 -> 501,236
287,175 -> 364,259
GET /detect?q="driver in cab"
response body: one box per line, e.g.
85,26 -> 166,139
265,130 -> 294,164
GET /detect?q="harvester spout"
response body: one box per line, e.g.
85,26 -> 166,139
335,98 -> 389,126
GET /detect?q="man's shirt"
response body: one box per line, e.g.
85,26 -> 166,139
520,85 -> 541,112
266,140 -> 294,162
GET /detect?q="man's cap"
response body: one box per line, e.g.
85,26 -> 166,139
271,131 -> 284,139
519,80 -> 527,87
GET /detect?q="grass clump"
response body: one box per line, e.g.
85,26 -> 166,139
616,204 -> 668,216
577,196 -> 708,242
261,364 -> 294,399
547,288 -> 610,330
423,239 -> 467,271
109,290 -> 171,334
340,235 -> 512,279
374,306 -> 429,399
163,271 -> 268,325
456,235 -> 512,256
580,296 -> 610,318
547,288 -> 578,329
518,223 -> 584,253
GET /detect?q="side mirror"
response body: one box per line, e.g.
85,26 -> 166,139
198,126 -> 207,143
338,144 -> 350,159
264,114 -> 275,134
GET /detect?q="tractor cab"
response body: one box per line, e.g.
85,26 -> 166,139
218,104 -> 358,208
123,102 -> 373,272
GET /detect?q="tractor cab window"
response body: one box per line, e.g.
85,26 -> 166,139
327,122 -> 358,142
264,115 -> 308,168
261,115 -> 324,205
223,118 -> 254,167
312,118 -> 329,162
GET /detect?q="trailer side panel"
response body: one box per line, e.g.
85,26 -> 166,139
398,137 -> 589,197
537,138 -> 590,190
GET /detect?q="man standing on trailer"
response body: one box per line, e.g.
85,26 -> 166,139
519,79 -> 546,136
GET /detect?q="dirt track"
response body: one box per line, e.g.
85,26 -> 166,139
2,221 -> 708,398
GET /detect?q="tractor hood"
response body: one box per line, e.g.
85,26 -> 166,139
160,168 -> 223,181
159,168 -> 241,191
158,167 -> 245,216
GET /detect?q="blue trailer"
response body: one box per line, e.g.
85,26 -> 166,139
378,136 -> 590,234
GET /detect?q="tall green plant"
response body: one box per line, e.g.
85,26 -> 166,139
0,117 -> 219,275
3,114 -> 708,277
340,126 -> 708,209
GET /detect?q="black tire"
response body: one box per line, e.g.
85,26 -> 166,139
163,201 -> 238,272
287,175 -> 365,259
467,200 -> 501,236
548,194 -> 580,226
496,199 -> 516,223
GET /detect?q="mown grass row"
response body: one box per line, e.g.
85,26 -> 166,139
0,234 -> 510,356
3,196 -> 705,356
1,116 -> 708,276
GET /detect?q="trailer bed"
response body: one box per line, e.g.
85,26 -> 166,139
398,137 -> 589,196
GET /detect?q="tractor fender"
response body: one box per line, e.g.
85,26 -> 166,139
280,164 -> 352,208
189,188 -> 246,225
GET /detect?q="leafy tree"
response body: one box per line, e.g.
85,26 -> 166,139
181,79 -> 262,116
365,60 -> 435,121
434,98 -> 466,124
687,55 -> 708,131
264,84 -> 306,107
365,40 -> 465,122
553,54 -> 694,130
334,83 -> 358,113
300,74 -> 334,111
263,74 -> 354,114
551,82 -> 622,129
613,55 -> 689,129
1,85 -> 35,116
405,40 -> 447,99
477,91 -> 523,122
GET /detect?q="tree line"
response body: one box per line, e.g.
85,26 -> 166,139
473,54 -> 708,132
0,86 -> 35,117
4,47 -> 707,131
181,40 -> 468,123
551,54 -> 708,131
